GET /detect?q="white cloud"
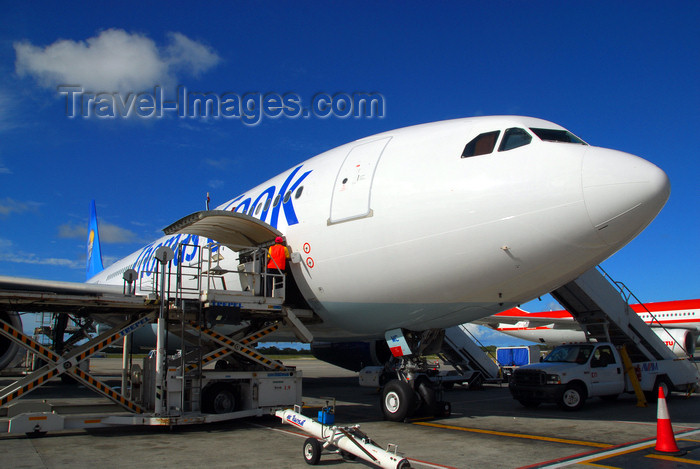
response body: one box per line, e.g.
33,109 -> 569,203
100,222 -> 138,243
58,220 -> 137,244
461,323 -> 490,339
0,239 -> 81,269
56,222 -> 84,239
0,252 -> 82,269
165,32 -> 221,77
204,157 -> 231,169
0,197 -> 40,216
14,29 -> 220,92
460,323 -> 536,347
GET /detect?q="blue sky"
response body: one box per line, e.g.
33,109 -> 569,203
0,2 -> 698,346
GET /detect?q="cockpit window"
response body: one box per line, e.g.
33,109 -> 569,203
498,128 -> 532,152
462,131 -> 501,158
530,128 -> 586,145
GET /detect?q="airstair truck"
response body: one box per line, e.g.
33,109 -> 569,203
509,267 -> 700,411
509,342 -> 699,410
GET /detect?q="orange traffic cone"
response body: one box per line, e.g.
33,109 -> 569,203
654,386 -> 686,456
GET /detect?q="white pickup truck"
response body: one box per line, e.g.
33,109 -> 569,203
509,342 -> 699,410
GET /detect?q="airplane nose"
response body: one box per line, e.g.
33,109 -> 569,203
582,147 -> 670,246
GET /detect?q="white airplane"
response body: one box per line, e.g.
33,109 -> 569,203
0,116 -> 671,419
475,299 -> 700,356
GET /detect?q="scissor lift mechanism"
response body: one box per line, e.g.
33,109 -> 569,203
0,313 -> 154,413
0,247 -> 307,435
0,305 -> 302,434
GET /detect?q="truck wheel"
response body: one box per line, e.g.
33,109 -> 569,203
646,377 -> 672,402
303,438 -> 322,465
518,399 -> 540,408
382,379 -> 416,422
203,383 -> 237,414
558,383 -> 586,411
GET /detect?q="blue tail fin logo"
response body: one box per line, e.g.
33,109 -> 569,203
86,200 -> 104,280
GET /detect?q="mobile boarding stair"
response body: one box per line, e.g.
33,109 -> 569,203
359,324 -> 502,390
550,266 -> 699,394
437,324 -> 501,389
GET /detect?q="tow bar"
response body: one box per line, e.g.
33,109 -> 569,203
276,404 -> 411,468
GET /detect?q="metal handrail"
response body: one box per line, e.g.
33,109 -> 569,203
596,265 -> 694,360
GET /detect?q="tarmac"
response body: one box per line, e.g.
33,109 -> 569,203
2,357 -> 700,469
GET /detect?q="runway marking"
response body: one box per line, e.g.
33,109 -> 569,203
527,428 -> 700,468
413,421 -> 612,448
521,441 -> 656,468
646,452 -> 700,465
406,458 -> 458,469
572,443 -> 656,466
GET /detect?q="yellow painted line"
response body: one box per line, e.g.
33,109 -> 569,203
577,462 -> 619,469
644,454 -> 700,466
408,416 -> 435,423
579,444 -> 655,465
646,454 -> 700,465
413,421 -> 612,448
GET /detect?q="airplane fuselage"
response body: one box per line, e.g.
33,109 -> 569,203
89,116 -> 670,339
492,300 -> 700,340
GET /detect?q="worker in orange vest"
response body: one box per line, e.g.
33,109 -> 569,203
266,236 -> 290,296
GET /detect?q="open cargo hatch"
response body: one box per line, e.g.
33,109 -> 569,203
163,210 -> 282,249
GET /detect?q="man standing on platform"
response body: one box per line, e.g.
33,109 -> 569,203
266,236 -> 290,297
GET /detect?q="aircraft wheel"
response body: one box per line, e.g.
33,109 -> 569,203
417,378 -> 437,415
558,383 -> 586,411
382,379 -> 416,422
303,437 -> 322,465
435,400 -> 451,418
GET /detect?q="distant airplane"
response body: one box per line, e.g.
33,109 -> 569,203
0,116 -> 671,419
475,299 -> 700,356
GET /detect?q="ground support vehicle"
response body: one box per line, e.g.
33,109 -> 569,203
509,342 -> 699,410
